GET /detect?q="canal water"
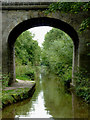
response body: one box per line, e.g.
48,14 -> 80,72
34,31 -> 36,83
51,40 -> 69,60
2,68 -> 89,119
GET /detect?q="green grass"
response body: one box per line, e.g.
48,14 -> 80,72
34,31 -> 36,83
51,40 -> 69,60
2,88 -> 31,108
16,65 -> 35,81
16,75 -> 31,81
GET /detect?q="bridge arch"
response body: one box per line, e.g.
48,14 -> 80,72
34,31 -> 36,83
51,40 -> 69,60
7,17 -> 79,85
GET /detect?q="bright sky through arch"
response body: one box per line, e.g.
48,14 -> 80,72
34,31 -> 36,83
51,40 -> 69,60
29,26 -> 52,47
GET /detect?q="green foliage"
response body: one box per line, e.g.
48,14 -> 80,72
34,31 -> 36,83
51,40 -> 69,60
75,67 -> 90,103
42,27 -> 90,102
79,17 -> 90,32
15,30 -> 41,66
16,63 -> 35,81
41,28 -> 73,83
45,2 -> 90,32
15,30 -> 41,81
2,74 -> 10,88
2,88 -> 30,107
45,2 -> 90,14
62,66 -> 72,82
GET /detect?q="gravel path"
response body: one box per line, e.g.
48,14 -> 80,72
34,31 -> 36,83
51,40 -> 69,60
4,79 -> 35,91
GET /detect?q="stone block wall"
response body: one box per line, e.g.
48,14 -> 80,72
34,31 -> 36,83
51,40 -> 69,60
1,2 -> 90,85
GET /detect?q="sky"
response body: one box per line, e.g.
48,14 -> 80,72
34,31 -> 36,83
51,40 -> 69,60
29,26 -> 52,47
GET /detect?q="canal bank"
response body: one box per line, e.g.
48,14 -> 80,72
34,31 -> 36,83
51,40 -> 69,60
1,70 -> 89,119
2,79 -> 36,109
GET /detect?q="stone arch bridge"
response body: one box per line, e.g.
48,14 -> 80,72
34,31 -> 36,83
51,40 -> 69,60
1,1 -> 90,86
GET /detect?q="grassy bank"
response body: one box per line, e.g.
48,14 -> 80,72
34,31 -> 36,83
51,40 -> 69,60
59,67 -> 90,103
2,83 -> 36,109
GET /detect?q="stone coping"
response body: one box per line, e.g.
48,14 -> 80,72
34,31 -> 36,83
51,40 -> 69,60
1,0 -> 89,3
1,2 -> 50,10
2,5 -> 49,10
2,79 -> 36,108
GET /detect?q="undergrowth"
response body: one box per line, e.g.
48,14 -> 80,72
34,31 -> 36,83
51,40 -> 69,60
16,64 -> 35,81
75,67 -> 90,103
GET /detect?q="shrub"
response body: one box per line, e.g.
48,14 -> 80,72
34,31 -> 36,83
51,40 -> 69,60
2,74 -> 9,88
16,63 -> 35,81
75,67 -> 90,103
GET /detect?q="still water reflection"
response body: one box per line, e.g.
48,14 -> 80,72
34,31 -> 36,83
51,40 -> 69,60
2,68 -> 89,119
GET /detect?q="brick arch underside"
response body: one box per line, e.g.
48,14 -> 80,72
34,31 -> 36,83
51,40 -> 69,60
7,17 -> 79,85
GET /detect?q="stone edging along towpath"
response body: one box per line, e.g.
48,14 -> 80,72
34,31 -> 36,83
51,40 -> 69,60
2,79 -> 36,109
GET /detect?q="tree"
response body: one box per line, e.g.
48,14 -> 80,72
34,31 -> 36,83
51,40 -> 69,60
15,30 -> 41,66
41,28 -> 73,76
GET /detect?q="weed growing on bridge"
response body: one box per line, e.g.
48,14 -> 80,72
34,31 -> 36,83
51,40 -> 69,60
45,2 -> 90,33
79,17 -> 90,33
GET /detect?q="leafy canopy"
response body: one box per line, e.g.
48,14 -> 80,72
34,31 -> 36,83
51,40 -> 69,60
15,30 -> 41,65
41,28 -> 73,77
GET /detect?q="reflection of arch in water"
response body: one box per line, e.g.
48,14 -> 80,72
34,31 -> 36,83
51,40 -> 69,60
8,17 -> 79,85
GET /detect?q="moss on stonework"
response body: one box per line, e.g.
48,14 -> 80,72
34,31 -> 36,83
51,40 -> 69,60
1,86 -> 35,108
